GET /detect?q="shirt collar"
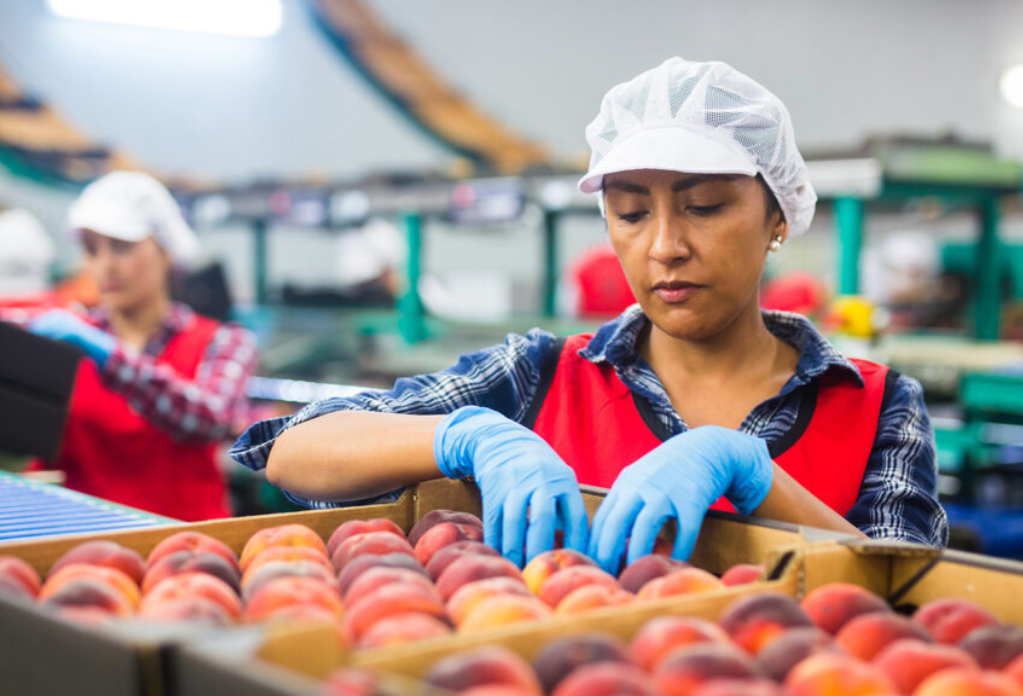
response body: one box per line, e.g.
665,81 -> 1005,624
89,301 -> 192,333
579,307 -> 864,387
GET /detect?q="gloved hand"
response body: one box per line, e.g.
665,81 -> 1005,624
30,310 -> 116,368
588,425 -> 774,574
434,405 -> 589,567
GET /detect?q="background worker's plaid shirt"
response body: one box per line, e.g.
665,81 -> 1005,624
232,308 -> 947,547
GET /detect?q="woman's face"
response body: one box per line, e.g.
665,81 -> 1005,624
80,231 -> 170,312
605,169 -> 787,342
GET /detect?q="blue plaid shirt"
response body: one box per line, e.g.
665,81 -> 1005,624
231,308 -> 947,547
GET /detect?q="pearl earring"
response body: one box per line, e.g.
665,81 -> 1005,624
769,237 -> 783,252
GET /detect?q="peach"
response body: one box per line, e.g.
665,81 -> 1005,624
148,531 -> 239,571
785,653 -> 895,696
0,576 -> 34,600
259,604 -> 350,648
344,582 -> 447,640
414,522 -> 485,567
689,679 -> 790,696
241,560 -> 341,602
41,564 -> 140,607
552,663 -> 656,696
243,576 -> 343,622
619,554 -> 690,594
336,553 -> 426,594
51,540 -> 146,585
531,633 -> 630,694
56,605 -> 116,625
461,688 -> 542,696
914,667 -> 1020,696
720,563 -> 764,587
326,518 -> 405,557
555,584 -> 634,615
42,578 -> 134,616
636,568 -> 725,602
332,531 -> 415,571
408,509 -> 483,548
538,566 -> 619,608
755,627 -> 835,682
437,555 -> 524,602
653,643 -> 759,696
834,613 -> 931,661
459,594 -> 552,633
630,616 -> 731,672
138,597 -> 231,627
872,638 -> 978,694
521,549 -> 597,594
912,597 -> 997,644
239,524 -> 327,572
244,545 -> 335,579
959,624 -> 1023,670
801,582 -> 891,635
426,540 -> 501,581
142,551 -> 241,594
448,577 -> 535,626
140,572 -> 241,619
357,612 -> 452,649
718,592 -> 814,655
342,567 -> 434,607
423,645 -> 541,695
323,668 -> 380,696
0,556 -> 41,596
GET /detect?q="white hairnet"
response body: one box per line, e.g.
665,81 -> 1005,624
0,209 -> 55,296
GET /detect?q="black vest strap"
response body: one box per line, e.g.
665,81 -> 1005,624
521,336 -> 566,430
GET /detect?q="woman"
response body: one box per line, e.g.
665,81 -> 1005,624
232,58 -> 945,572
26,172 -> 258,521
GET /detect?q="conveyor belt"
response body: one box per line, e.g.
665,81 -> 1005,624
0,471 -> 174,541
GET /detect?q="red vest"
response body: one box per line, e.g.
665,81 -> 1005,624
528,334 -> 894,517
571,246 -> 636,318
33,314 -> 230,521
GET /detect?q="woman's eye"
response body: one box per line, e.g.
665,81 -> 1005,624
689,203 -> 723,217
617,211 -> 646,224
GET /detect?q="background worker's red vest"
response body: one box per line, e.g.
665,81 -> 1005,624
527,334 -> 896,517
33,314 -> 230,521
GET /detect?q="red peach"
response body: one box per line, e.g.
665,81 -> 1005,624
618,554 -> 690,594
912,597 -> 997,644
239,524 -> 327,572
459,594 -> 552,633
0,576 -> 34,600
630,616 -> 731,672
357,612 -> 452,649
872,638 -> 978,694
147,531 -> 239,571
343,582 -> 447,640
552,663 -> 656,696
801,582 -> 891,635
336,553 -> 426,595
636,568 -> 725,602
531,633 -> 631,694
437,555 -> 524,603
259,603 -> 350,649
56,605 -> 116,625
914,667 -> 1020,696
326,518 -> 405,557
243,576 -> 343,622
720,564 -> 764,587
1004,652 -> 1023,688
538,566 -> 619,608
42,577 -> 134,616
244,545 -> 335,579
51,541 -> 146,585
959,623 -> 1023,670
521,549 -> 597,595
785,653 -> 895,696
718,591 -> 815,655
448,577 -> 535,626
834,612 -> 932,661
690,679 -> 791,696
426,541 -> 501,582
423,645 -> 541,695
555,584 -> 634,615
138,597 -> 231,627
323,668 -> 379,696
140,572 -> 241,619
332,531 -> 415,571
142,551 -> 241,595
755,627 -> 835,682
342,567 -> 434,607
0,556 -> 41,596
241,560 -> 341,602
408,509 -> 483,548
41,564 -> 140,607
653,643 -> 759,696
414,522 -> 485,567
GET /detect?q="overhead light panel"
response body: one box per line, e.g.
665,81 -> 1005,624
46,0 -> 283,38
1001,64 -> 1023,109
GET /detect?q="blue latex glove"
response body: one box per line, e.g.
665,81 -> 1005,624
434,406 -> 589,567
588,425 -> 774,574
29,309 -> 116,368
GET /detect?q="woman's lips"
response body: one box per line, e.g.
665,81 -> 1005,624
652,283 -> 703,304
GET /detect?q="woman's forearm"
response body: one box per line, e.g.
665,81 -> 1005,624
751,463 -> 868,538
265,411 -> 446,502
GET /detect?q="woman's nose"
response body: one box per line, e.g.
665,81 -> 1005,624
649,212 -> 691,265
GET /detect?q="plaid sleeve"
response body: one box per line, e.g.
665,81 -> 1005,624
101,324 -> 258,443
229,328 -> 556,509
846,373 -> 949,547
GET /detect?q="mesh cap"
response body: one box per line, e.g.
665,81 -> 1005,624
579,57 -> 817,236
